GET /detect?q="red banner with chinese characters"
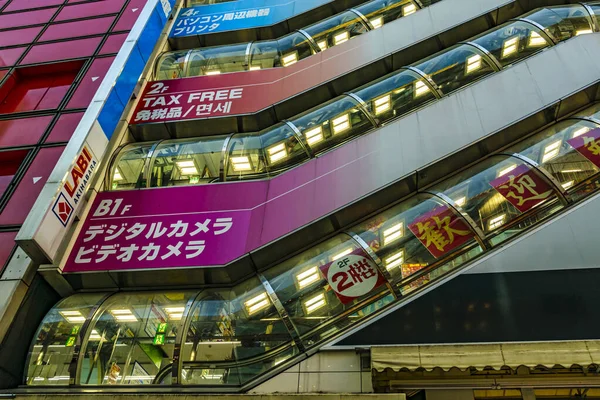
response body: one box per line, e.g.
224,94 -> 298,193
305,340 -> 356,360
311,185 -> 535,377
408,205 -> 475,259
567,127 -> 600,168
319,248 -> 387,304
489,164 -> 554,213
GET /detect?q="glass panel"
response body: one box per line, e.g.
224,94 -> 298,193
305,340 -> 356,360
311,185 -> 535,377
303,10 -> 369,53
352,68 -> 436,124
275,32 -> 315,68
263,234 -> 391,348
181,277 -> 295,385
226,134 -> 267,181
155,51 -> 187,80
26,294 -> 104,386
414,44 -> 495,94
289,96 -> 375,155
260,123 -> 310,175
80,292 -> 195,385
150,136 -> 227,187
574,101 -> 600,121
471,20 -> 550,68
351,194 -> 482,294
355,0 -> 418,29
111,143 -> 153,190
507,118 -> 600,201
431,156 -> 563,246
523,5 -> 594,42
248,40 -> 279,71
186,43 -> 248,77
587,2 -> 600,30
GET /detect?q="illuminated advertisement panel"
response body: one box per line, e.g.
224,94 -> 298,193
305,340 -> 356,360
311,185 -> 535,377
171,0 -> 333,37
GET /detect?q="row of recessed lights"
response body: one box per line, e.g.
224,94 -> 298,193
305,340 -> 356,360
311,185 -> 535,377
201,3 -> 419,75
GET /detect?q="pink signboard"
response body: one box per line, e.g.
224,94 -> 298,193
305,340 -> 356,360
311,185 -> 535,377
64,182 -> 266,272
130,74 -> 280,124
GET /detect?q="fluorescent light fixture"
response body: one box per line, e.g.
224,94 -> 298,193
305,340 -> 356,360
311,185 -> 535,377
572,126 -> 591,138
414,80 -> 430,97
402,3 -> 417,15
383,222 -> 404,245
201,372 -> 224,380
384,249 -> 405,271
205,70 -> 221,75
89,329 -> 102,341
110,309 -> 137,322
542,139 -> 562,163
455,196 -> 466,207
33,377 -> 45,382
267,143 -> 288,164
497,164 -> 516,177
60,310 -> 83,316
296,266 -> 320,289
304,126 -> 324,146
333,31 -> 349,45
562,180 -> 575,189
576,29 -> 593,36
332,248 -> 352,261
180,167 -> 197,175
374,94 -> 391,115
370,16 -> 383,29
230,156 -> 253,172
488,214 -> 506,230
317,40 -> 328,51
48,376 -> 69,381
113,169 -> 123,181
59,310 -> 86,324
245,292 -> 270,315
125,376 -> 156,381
176,160 -> 195,168
561,169 -> 582,173
249,65 -> 261,71
110,309 -> 132,315
332,113 -> 350,134
304,293 -> 327,314
165,306 -> 186,321
176,160 -> 198,176
281,51 -> 299,67
466,54 -> 482,74
528,31 -> 547,47
501,36 -> 519,59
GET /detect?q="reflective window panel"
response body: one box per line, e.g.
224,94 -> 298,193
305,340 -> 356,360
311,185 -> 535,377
79,292 -> 195,385
150,136 -> 227,187
26,294 -> 104,385
181,278 -> 296,386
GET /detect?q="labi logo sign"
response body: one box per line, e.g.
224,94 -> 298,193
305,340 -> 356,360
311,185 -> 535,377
51,146 -> 98,227
52,193 -> 74,227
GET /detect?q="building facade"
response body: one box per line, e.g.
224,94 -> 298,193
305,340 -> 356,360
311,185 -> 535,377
0,0 -> 599,399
